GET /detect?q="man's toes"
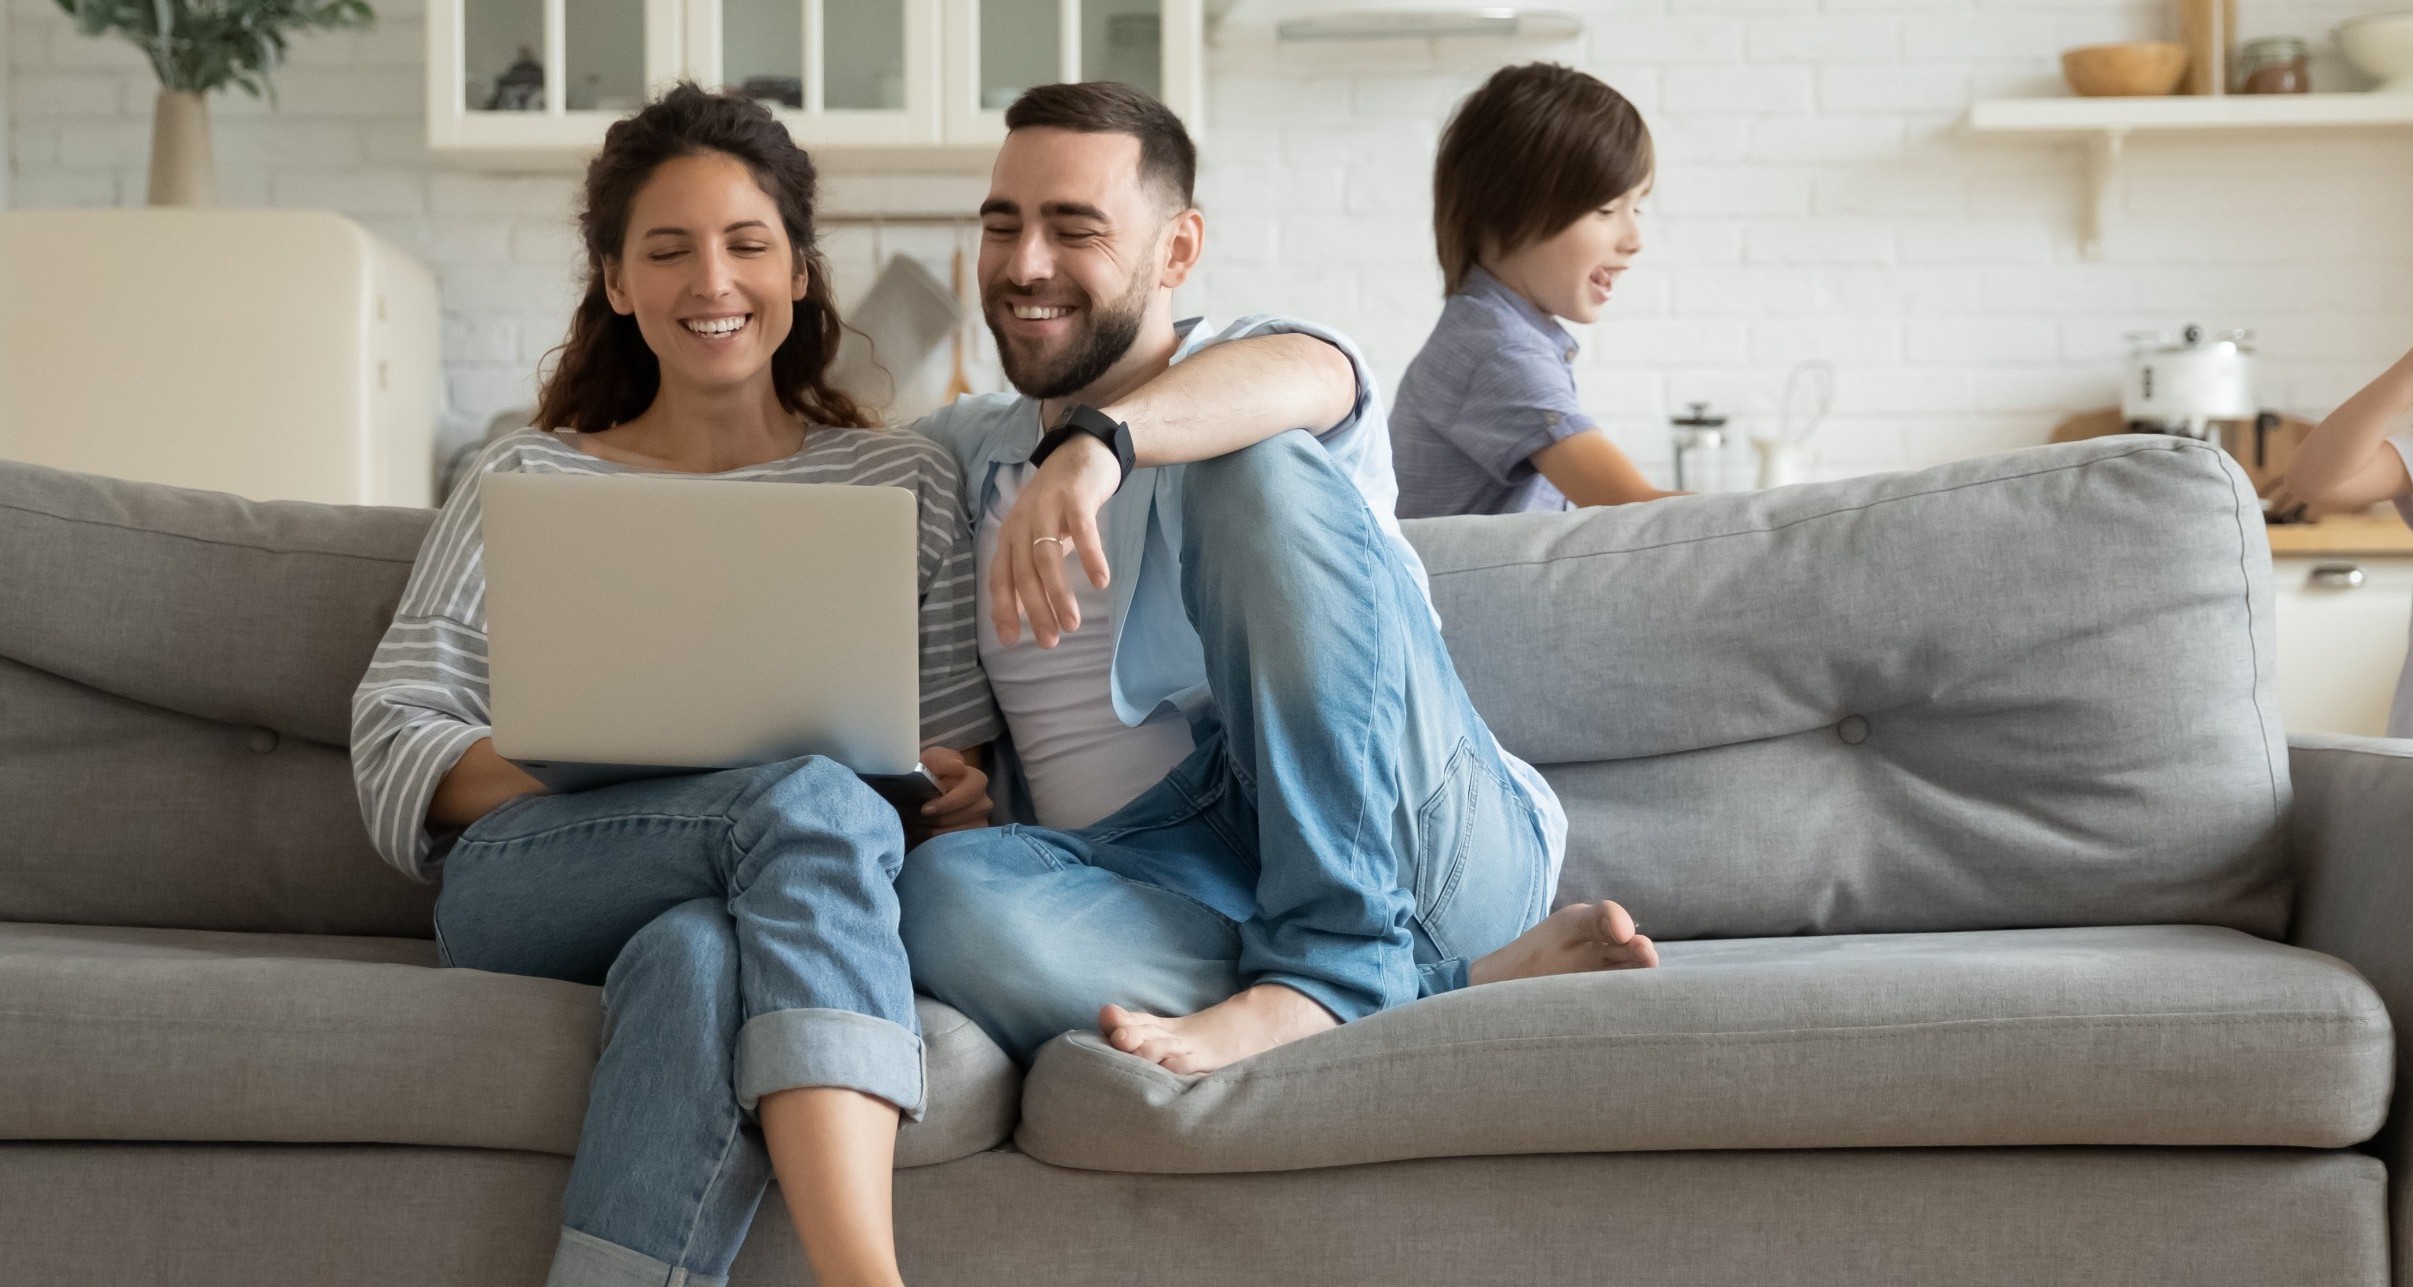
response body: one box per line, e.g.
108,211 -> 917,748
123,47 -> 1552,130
1596,900 -> 1637,944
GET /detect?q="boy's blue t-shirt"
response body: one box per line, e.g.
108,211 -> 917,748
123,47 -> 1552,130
1391,266 -> 1599,518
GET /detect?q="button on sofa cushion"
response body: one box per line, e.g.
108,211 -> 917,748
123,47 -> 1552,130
0,922 -> 1019,1168
1013,926 -> 2391,1174
1403,437 -> 2290,941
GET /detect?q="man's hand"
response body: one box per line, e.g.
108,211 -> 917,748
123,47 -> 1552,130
914,745 -> 992,838
994,433 -> 1121,648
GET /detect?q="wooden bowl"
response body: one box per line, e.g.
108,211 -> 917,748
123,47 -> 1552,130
2060,42 -> 2191,97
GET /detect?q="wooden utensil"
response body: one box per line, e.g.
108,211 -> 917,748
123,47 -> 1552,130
944,247 -> 973,403
2177,0 -> 2238,94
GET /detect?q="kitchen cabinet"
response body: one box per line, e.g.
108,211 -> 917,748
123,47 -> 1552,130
427,0 -> 1203,166
2271,551 -> 2413,738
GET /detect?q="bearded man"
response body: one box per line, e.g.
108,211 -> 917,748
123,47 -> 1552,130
900,82 -> 1657,1074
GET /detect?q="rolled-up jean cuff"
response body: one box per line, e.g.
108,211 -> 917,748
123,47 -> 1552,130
1417,955 -> 1470,997
546,1225 -> 725,1287
736,1006 -> 926,1120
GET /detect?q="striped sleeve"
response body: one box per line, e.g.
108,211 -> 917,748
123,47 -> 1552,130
350,453 -> 499,881
907,442 -> 1002,751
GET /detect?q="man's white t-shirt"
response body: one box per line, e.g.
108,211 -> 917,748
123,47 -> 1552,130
976,462 -> 1198,829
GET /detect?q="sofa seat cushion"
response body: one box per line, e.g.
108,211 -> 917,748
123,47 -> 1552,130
0,922 -> 1017,1167
1014,925 -> 2392,1174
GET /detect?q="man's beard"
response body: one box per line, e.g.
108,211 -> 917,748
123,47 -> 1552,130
987,270 -> 1151,401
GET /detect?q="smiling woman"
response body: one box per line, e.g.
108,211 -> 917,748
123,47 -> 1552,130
350,82 -> 1003,1287
533,83 -> 871,452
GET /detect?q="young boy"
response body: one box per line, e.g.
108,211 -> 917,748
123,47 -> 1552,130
2277,343 -> 2413,735
1392,62 -> 1671,518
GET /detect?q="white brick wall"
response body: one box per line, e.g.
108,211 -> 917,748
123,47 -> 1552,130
7,0 -> 2411,479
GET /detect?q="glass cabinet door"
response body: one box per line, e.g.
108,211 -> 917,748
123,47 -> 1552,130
433,0 -> 680,150
944,0 -> 1199,145
687,0 -> 941,146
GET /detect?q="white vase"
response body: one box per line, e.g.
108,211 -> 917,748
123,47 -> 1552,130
147,89 -> 216,206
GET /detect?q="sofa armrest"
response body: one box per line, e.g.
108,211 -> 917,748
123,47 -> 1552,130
2288,733 -> 2413,1287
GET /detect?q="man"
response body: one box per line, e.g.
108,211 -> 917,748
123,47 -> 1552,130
902,82 -> 1657,1075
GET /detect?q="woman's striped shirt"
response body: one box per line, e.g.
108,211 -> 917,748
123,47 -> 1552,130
350,426 -> 1002,880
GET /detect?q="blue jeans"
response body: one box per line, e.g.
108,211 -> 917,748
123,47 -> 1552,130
898,431 -> 1552,1063
433,756 -> 920,1287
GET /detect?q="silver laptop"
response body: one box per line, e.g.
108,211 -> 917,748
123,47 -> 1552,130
480,471 -> 936,802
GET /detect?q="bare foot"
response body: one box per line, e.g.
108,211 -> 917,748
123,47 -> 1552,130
1468,900 -> 1659,986
1099,984 -> 1339,1074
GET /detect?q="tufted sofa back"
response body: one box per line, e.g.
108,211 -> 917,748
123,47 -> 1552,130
0,459 -> 436,935
1414,435 -> 2290,941
0,437 -> 2291,942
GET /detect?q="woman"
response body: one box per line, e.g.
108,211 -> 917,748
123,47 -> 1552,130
2276,341 -> 2413,736
1391,62 -> 1674,517
351,84 -> 999,1287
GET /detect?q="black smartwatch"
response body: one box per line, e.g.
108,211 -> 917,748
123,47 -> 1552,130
1029,403 -> 1136,488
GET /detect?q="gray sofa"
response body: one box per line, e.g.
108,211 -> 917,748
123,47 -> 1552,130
1,434 -> 2405,1286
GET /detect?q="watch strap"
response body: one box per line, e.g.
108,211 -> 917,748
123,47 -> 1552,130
1030,404 -> 1136,485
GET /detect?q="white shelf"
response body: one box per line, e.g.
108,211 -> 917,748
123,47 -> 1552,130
1964,92 -> 2413,258
1969,91 -> 2413,134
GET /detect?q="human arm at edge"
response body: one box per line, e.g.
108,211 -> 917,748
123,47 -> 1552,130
2282,345 -> 2413,511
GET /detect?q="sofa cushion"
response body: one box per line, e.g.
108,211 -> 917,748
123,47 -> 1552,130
1014,925 -> 2391,1174
0,458 -> 438,935
0,658 -> 433,937
1402,436 -> 2291,940
0,458 -> 429,746
0,922 -> 1018,1168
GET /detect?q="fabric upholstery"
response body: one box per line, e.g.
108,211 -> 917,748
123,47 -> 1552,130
0,1144 -> 2384,1287
1016,925 -> 2390,1174
0,922 -> 1019,1168
0,457 -> 429,744
0,457 -> 437,934
0,657 -> 433,936
1402,436 -> 2292,940
2287,732 -> 2413,1287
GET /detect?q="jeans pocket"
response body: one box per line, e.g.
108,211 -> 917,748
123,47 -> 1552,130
1411,738 -> 1538,963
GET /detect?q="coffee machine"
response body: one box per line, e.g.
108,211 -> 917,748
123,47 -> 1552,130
2123,325 -> 2257,441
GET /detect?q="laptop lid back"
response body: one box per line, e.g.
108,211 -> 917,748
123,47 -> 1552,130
481,471 -> 921,777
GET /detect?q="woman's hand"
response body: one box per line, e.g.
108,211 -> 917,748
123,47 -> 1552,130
427,738 -> 549,830
914,745 -> 992,838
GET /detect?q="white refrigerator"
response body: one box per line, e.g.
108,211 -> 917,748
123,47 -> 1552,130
0,208 -> 440,506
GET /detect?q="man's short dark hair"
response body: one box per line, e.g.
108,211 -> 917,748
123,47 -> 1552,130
1004,81 -> 1198,212
1433,63 -> 1654,295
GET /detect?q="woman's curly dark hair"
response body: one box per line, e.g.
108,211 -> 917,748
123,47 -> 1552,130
534,82 -> 872,433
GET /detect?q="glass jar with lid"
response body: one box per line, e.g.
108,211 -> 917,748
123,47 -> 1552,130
2237,36 -> 2311,93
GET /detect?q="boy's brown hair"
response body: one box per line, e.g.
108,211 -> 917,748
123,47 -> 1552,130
1432,63 -> 1654,295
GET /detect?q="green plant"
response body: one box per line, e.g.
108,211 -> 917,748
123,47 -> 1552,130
53,0 -> 374,101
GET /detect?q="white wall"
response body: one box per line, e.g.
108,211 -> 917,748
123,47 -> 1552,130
8,0 -> 2412,477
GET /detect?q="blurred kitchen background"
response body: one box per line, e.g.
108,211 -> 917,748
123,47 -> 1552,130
5,0 -> 2409,478
8,0 -> 2413,730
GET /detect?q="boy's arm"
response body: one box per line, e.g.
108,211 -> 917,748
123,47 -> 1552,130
2281,346 -> 2413,511
994,331 -> 1358,647
1531,430 -> 1682,506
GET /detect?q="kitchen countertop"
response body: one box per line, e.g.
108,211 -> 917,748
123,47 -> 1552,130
2266,510 -> 2413,557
